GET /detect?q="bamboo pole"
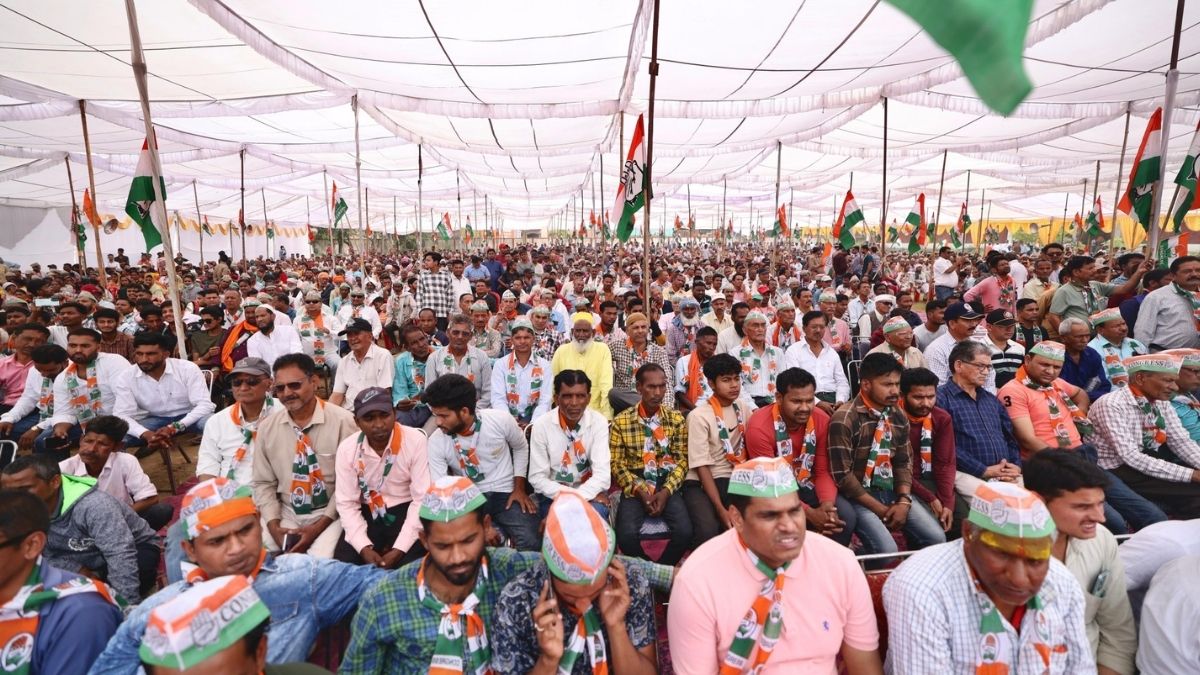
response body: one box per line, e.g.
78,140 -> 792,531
193,180 -> 204,265
352,95 -> 366,274
260,187 -> 269,258
880,96 -> 888,269
418,144 -> 424,252
239,149 -> 247,260
322,170 -> 332,255
78,101 -> 107,284
122,0 -> 187,358
64,157 -> 83,269
772,140 -> 782,273
1147,0 -> 1187,256
641,0 -> 662,301
933,149 -> 948,251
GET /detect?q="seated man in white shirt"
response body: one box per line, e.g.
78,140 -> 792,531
246,304 -> 303,368
489,319 -> 553,429
423,373 -> 540,550
427,313 -> 493,407
335,287 -> 382,339
58,414 -> 173,531
329,318 -> 393,410
784,311 -> 850,415
113,331 -> 216,452
1138,555 -> 1200,675
196,357 -> 278,485
528,369 -> 612,518
295,290 -> 341,374
39,328 -> 131,461
0,343 -> 68,452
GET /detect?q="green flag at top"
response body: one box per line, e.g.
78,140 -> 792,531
124,139 -> 165,251
613,115 -> 647,242
885,0 -> 1034,115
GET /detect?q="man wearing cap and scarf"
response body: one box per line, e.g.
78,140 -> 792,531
666,297 -> 702,360
0,489 -> 123,675
1165,348 -> 1200,444
867,316 -> 927,369
669,457 -> 881,673
1091,353 -> 1200,518
468,301 -> 503,360
333,387 -> 429,569
551,315 -> 614,419
197,357 -> 278,486
329,318 -> 393,411
489,290 -> 523,349
246,304 -> 303,369
768,299 -> 802,351
854,293 -> 893,357
93,477 -> 387,673
884,482 -> 1092,672
492,491 -> 659,674
728,310 -> 784,409
610,312 -> 674,414
489,319 -> 553,429
1087,308 -> 1146,388
296,290 -> 341,373
336,287 -> 382,340
983,308 -> 1026,390
428,314 -> 494,407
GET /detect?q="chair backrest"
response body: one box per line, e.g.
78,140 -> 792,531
202,368 -> 216,395
0,440 -> 16,471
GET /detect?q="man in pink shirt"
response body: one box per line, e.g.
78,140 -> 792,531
333,386 -> 431,569
964,252 -> 1018,314
668,456 -> 882,674
0,322 -> 48,410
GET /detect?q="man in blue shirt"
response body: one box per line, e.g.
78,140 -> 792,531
1059,317 -> 1111,401
935,340 -> 1022,518
1169,348 -> 1200,443
483,248 -> 506,293
465,255 -> 491,284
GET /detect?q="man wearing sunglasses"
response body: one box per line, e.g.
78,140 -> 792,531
253,353 -> 358,558
188,306 -> 225,371
335,287 -> 382,340
197,357 -> 277,486
296,290 -> 341,374
330,318 -> 393,411
0,490 -> 123,675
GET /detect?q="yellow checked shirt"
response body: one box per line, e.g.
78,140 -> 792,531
609,404 -> 689,497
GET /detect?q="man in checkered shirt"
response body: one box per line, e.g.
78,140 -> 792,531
417,251 -> 455,331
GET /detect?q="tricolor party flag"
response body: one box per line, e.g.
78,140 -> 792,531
953,201 -> 971,249
331,182 -> 348,226
613,114 -> 647,242
1172,119 -> 1200,230
905,193 -> 927,254
124,139 -> 165,251
770,205 -> 789,238
832,191 -> 863,249
464,215 -> 474,243
81,188 -> 100,227
1085,196 -> 1105,238
1118,107 -> 1163,231
437,212 -> 453,241
202,216 -> 213,236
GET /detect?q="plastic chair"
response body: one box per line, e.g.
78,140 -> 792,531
0,439 -> 16,471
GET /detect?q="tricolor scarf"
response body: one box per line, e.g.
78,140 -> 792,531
671,316 -> 697,356
228,400 -> 274,481
737,339 -> 778,400
770,322 -> 802,350
413,358 -> 428,392
64,360 -> 103,423
36,376 -> 54,422
453,417 -> 486,483
684,352 -> 711,405
771,403 -> 816,488
0,563 -> 124,675
1016,366 -> 1092,446
553,412 -> 593,486
1071,281 -> 1100,317
444,350 -> 476,383
709,397 -> 747,466
719,539 -> 788,674
289,401 -> 329,515
560,606 -> 608,675
1173,282 -> 1200,330
970,564 -> 1064,673
418,555 -> 491,675
904,407 -> 933,474
1098,343 -> 1129,386
504,353 -> 542,423
298,313 -> 328,366
1175,392 -> 1200,414
355,423 -> 405,523
625,338 -> 650,381
996,275 -> 1016,310
1015,325 -> 1046,349
638,404 -> 676,493
860,396 -> 895,490
1131,386 -> 1168,454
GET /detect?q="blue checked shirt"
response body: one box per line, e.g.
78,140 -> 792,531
936,379 -> 1021,477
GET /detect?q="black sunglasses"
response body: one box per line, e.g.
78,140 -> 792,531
272,381 -> 305,394
230,377 -> 262,388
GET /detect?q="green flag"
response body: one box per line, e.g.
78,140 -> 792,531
1173,120 -> 1200,229
1118,108 -> 1163,230
331,182 -> 348,226
124,139 -> 165,251
833,191 -> 863,249
613,115 -> 646,242
905,193 -> 927,254
885,0 -> 1034,115
1085,196 -> 1105,238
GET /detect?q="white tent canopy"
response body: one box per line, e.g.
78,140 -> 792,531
0,0 -> 1198,264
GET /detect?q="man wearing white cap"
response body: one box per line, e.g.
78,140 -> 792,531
867,316 -> 927,369
1087,308 -> 1146,388
1090,353 -> 1200,518
551,315 -> 614,419
884,482 -> 1093,673
666,297 -> 702,360
855,293 -> 893,358
669,457 -> 881,673
767,299 -> 802,351
492,491 -> 659,674
728,310 -> 784,408
489,319 -> 553,429
295,290 -> 341,373
246,304 -> 303,368
1166,349 -> 1200,443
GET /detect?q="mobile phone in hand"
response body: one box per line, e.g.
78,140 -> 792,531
282,533 -> 301,552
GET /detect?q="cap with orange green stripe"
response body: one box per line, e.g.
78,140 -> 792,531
542,491 -> 616,585
728,456 -> 798,499
139,575 -> 270,670
419,476 -> 486,523
179,478 -> 256,541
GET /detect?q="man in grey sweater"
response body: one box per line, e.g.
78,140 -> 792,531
1,454 -> 160,603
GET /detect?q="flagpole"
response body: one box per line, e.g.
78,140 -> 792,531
364,186 -> 370,255
456,170 -> 462,253
1079,179 -> 1088,249
773,140 -> 782,273
394,194 -> 399,254
978,187 -> 986,253
933,149 -> 948,253
880,96 -> 889,270
417,144 -> 424,253
307,194 -> 313,256
1060,189 -> 1070,246
239,149 -> 247,261
641,0 -> 661,301
260,187 -> 269,259
322,170 -> 332,255
1109,108 -> 1132,252
352,95 -> 367,275
77,102 -> 107,284
64,156 -> 84,269
193,180 -> 204,265
720,176 -> 727,263
1089,160 -> 1101,252
1147,0 -> 1187,255
122,0 -> 187,359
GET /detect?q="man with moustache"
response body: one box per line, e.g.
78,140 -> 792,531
246,303 -> 303,367
551,314 -> 614,418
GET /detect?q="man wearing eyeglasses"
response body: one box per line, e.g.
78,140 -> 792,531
936,340 -> 1023,517
253,353 -> 358,558
296,290 -> 341,373
197,357 -> 278,486
426,314 -> 494,408
189,306 -> 226,371
335,287 -> 382,340
329,318 -> 393,411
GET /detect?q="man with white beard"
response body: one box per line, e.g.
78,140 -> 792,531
550,314 -> 615,419
666,297 -> 703,360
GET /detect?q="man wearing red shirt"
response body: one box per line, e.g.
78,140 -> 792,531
900,367 -> 956,532
745,367 -> 855,546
